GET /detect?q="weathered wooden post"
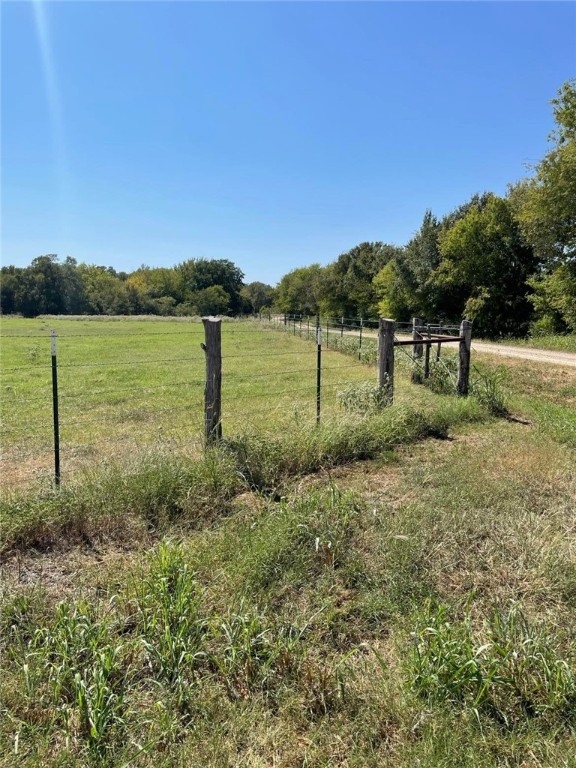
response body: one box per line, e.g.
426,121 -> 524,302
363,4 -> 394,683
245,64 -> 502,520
201,316 -> 222,443
412,317 -> 423,360
436,324 -> 443,361
412,317 -> 423,383
424,325 -> 431,379
457,319 -> 473,395
378,318 -> 395,404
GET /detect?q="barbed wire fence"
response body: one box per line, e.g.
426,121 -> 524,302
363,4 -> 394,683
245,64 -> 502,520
1,318 -> 390,488
1,315 -> 474,488
263,313 -> 471,392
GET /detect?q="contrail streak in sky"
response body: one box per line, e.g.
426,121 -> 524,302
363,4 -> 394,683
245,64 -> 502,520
32,0 -> 72,246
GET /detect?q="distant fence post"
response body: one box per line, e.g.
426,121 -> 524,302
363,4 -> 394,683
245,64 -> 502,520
201,316 -> 222,443
424,324 -> 431,379
378,318 -> 395,404
50,330 -> 61,486
457,319 -> 473,396
411,317 -> 423,383
358,317 -> 363,360
316,314 -> 322,425
412,317 -> 423,360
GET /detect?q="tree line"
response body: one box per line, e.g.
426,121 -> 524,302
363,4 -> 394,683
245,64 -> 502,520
2,81 -> 574,338
0,257 -> 275,319
275,81 -> 576,338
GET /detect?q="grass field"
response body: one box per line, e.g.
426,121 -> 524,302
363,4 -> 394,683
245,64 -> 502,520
1,317 -> 576,767
1,316 -> 380,490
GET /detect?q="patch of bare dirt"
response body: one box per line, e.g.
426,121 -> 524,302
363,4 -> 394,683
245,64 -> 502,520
0,539 -> 148,604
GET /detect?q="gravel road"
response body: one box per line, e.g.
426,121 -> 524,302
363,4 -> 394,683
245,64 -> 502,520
337,326 -> 576,368
470,341 -> 576,368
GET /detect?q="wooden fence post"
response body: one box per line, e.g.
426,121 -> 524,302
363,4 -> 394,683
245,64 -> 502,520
436,324 -> 443,361
457,319 -> 473,396
378,318 -> 395,404
201,316 -> 222,443
411,317 -> 423,383
412,317 -> 423,360
424,339 -> 431,379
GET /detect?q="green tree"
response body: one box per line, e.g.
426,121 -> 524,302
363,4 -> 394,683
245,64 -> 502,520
0,266 -> 23,314
190,285 -> 231,316
240,282 -> 275,314
322,242 -> 397,318
275,264 -> 326,315
528,263 -> 576,333
387,211 -> 442,319
126,266 -> 182,314
60,257 -> 89,314
509,80 -> 576,265
177,259 -> 244,314
78,264 -> 131,315
12,255 -> 69,316
373,260 -> 413,320
429,195 -> 536,336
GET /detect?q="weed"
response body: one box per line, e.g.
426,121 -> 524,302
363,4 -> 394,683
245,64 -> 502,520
29,600 -> 127,759
301,649 -> 359,717
132,543 -> 206,710
471,369 -> 509,417
410,599 -> 576,728
209,602 -> 302,700
424,357 -> 459,395
337,382 -> 390,414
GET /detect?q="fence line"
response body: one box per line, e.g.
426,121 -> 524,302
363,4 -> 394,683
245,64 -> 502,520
1,316 -> 472,488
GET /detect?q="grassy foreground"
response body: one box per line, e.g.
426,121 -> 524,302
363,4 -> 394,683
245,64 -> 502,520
1,323 -> 576,767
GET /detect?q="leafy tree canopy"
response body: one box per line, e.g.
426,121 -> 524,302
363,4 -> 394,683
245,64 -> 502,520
509,80 -> 576,265
429,195 -> 536,336
275,264 -> 326,315
240,282 -> 275,314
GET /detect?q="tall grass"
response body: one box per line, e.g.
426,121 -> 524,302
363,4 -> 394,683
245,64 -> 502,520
0,395 -> 489,555
410,599 -> 576,728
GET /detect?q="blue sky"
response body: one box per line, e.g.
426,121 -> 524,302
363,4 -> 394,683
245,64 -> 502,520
2,1 -> 575,285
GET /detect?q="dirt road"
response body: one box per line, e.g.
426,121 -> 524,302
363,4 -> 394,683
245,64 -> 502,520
335,326 -> 576,368
469,341 -> 576,368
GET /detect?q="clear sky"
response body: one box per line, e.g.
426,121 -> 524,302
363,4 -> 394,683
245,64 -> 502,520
2,1 -> 575,285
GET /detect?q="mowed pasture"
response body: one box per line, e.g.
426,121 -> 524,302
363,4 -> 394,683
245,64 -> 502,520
1,316 -> 380,490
